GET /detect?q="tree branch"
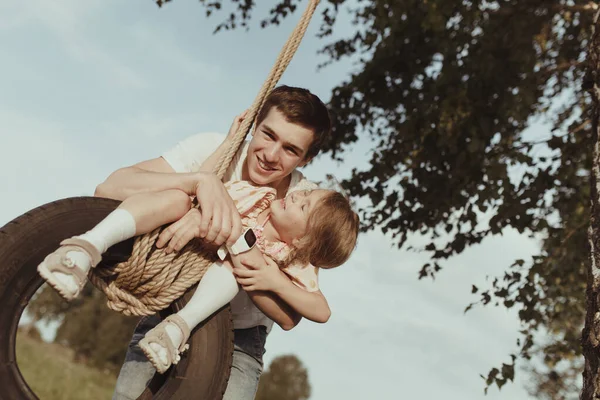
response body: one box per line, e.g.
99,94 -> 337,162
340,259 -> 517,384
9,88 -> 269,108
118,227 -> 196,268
553,3 -> 599,13
540,61 -> 586,77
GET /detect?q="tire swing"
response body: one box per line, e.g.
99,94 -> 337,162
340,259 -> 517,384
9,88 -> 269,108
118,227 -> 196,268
0,1 -> 319,399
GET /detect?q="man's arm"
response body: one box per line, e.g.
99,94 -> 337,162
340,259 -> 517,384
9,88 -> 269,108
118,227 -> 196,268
95,133 -> 242,246
94,157 -> 203,201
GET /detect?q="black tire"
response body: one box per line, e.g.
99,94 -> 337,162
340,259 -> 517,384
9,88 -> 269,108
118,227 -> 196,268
0,197 -> 234,400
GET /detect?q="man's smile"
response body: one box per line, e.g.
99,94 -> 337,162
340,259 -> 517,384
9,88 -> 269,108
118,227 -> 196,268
257,156 -> 277,172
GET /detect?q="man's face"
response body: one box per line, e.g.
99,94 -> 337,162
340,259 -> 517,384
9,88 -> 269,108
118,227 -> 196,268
269,189 -> 329,244
245,107 -> 314,189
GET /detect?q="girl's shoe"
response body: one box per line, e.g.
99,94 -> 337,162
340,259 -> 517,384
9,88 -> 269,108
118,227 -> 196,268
138,314 -> 191,374
37,238 -> 102,301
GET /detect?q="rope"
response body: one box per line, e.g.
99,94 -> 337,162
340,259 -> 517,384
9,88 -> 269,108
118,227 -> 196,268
89,0 -> 321,316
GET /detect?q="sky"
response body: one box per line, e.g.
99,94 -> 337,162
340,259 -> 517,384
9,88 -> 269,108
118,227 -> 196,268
0,1 -> 546,399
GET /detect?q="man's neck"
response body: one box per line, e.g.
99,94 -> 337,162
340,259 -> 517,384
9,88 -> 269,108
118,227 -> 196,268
271,175 -> 292,199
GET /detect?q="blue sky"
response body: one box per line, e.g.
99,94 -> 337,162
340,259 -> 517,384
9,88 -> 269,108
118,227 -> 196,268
0,1 -> 545,399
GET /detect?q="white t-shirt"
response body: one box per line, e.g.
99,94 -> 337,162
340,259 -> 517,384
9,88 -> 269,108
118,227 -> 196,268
162,132 -> 318,333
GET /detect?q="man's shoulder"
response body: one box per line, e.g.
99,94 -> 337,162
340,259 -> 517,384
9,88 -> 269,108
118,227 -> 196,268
162,132 -> 226,173
179,132 -> 226,146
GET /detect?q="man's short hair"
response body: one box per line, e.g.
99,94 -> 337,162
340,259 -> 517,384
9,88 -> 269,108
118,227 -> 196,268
256,85 -> 331,161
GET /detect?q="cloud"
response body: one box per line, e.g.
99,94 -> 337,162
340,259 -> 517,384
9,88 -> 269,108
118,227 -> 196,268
0,3 -> 31,30
0,0 -> 146,88
0,110 -> 97,224
127,23 -> 222,80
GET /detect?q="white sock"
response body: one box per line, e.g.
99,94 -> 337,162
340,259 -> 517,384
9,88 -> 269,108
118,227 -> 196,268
150,262 -> 239,364
78,208 -> 137,254
178,262 -> 239,327
55,208 -> 137,293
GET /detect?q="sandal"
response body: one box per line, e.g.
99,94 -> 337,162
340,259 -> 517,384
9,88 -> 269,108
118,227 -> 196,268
37,237 -> 102,301
138,314 -> 191,374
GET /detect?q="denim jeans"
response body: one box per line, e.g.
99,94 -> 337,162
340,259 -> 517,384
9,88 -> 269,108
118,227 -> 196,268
112,314 -> 266,400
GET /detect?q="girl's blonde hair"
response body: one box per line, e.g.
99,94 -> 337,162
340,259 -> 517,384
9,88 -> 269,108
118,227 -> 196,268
288,190 -> 360,269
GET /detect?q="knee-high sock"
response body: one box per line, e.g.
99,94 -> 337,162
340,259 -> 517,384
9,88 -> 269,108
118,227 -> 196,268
177,262 -> 239,329
78,208 -> 137,255
59,208 -> 136,278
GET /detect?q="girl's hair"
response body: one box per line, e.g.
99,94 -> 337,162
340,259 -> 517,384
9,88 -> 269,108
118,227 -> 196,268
288,190 -> 360,269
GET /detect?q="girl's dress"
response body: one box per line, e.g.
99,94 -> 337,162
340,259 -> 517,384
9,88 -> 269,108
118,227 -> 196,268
225,180 -> 319,292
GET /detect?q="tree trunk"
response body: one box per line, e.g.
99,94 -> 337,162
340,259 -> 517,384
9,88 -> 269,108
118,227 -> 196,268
582,8 -> 600,400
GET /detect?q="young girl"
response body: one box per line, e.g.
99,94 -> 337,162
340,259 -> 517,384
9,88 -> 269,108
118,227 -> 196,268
38,180 -> 358,372
143,180 -> 358,372
37,115 -> 359,373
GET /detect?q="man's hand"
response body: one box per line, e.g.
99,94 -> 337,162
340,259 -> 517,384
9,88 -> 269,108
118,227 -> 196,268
176,109 -> 248,248
227,110 -> 249,140
233,254 -> 287,292
193,172 -> 243,246
156,174 -> 243,251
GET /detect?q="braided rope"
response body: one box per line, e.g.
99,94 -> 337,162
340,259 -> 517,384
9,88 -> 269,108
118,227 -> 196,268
90,0 -> 320,316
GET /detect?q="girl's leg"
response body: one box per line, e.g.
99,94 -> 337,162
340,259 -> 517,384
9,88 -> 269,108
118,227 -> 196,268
41,189 -> 192,299
141,261 -> 239,369
177,262 -> 239,328
117,189 -> 193,235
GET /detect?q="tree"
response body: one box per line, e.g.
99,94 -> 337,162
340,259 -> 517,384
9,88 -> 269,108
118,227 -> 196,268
525,360 -> 582,400
154,0 -> 598,394
26,284 -> 138,372
255,355 -> 311,400
581,8 -> 600,399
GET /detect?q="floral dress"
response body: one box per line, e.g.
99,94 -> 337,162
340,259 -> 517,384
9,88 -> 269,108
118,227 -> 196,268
225,180 -> 319,292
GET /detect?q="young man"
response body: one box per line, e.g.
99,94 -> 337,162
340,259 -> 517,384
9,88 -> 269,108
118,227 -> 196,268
98,86 -> 331,400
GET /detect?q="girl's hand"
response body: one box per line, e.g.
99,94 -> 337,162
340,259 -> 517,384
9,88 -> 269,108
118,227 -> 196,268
233,254 -> 287,292
156,208 -> 206,253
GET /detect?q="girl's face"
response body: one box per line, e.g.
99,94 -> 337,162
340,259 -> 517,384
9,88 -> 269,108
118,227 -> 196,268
270,189 -> 330,244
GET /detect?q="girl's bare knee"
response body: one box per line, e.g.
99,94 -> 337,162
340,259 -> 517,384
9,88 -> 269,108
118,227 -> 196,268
162,189 -> 192,216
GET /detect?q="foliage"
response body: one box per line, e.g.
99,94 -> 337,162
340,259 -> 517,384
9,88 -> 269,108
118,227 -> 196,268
27,287 -> 313,398
255,355 -> 311,400
27,284 -> 138,371
18,323 -> 43,342
524,357 -> 582,400
16,334 -> 117,400
153,0 -> 598,394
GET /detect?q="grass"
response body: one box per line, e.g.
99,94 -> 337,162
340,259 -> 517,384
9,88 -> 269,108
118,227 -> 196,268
16,334 -> 118,400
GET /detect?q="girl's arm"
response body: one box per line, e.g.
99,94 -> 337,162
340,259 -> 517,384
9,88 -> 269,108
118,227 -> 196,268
220,257 -> 302,331
270,277 -> 331,324
247,290 -> 303,331
230,246 -> 331,324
